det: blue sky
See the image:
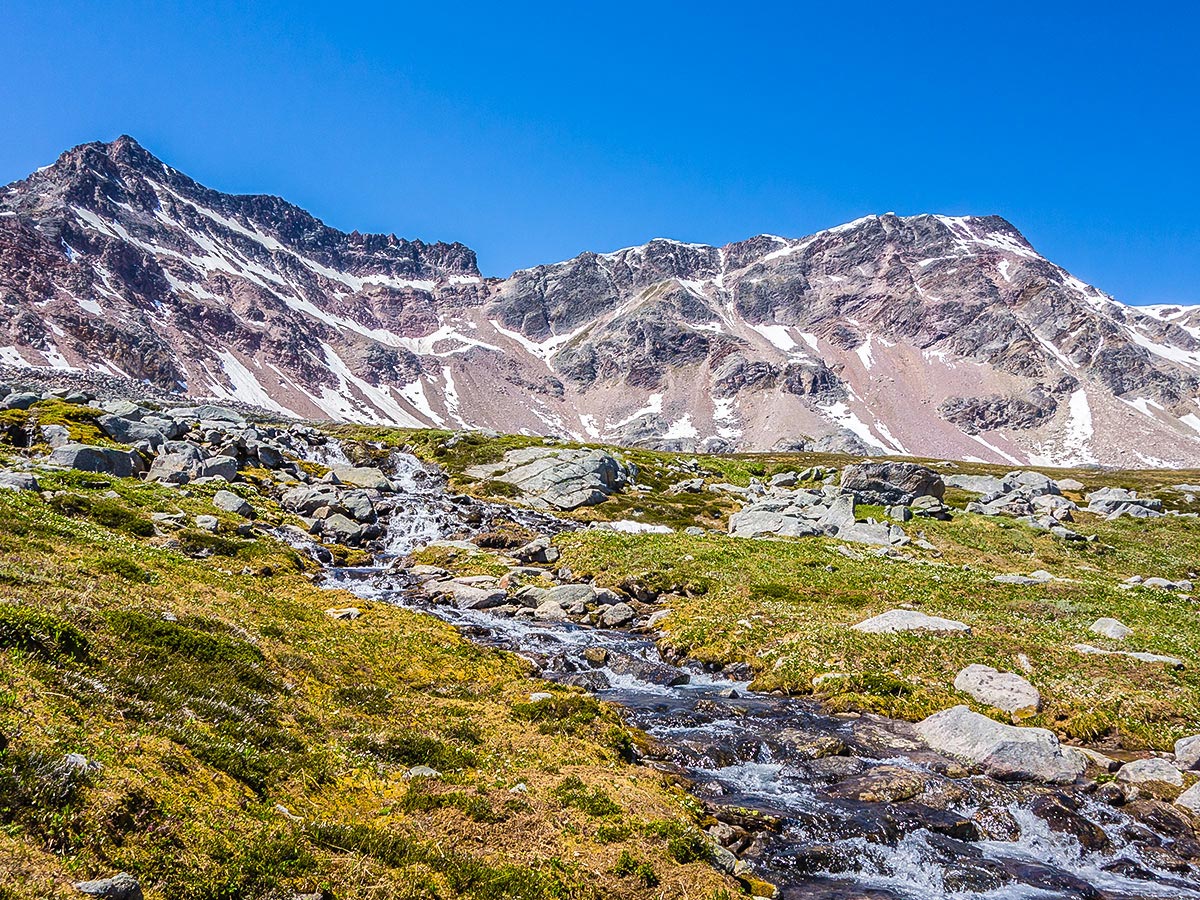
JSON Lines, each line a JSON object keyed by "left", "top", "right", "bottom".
{"left": 2, "top": 1, "right": 1196, "bottom": 304}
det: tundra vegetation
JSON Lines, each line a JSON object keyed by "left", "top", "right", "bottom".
{"left": 1, "top": 403, "right": 1199, "bottom": 898}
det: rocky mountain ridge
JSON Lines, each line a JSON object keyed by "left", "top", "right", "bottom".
{"left": 2, "top": 136, "right": 1199, "bottom": 466}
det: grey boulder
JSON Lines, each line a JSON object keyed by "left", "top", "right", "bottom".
{"left": 0, "top": 391, "right": 39, "bottom": 410}
{"left": 599, "top": 602, "right": 636, "bottom": 627}
{"left": 40, "top": 423, "right": 71, "bottom": 448}
{"left": 916, "top": 705, "right": 1086, "bottom": 783}
{"left": 1086, "top": 487, "right": 1164, "bottom": 520}
{"left": 434, "top": 581, "right": 507, "bottom": 610}
{"left": 321, "top": 513, "right": 364, "bottom": 545}
{"left": 953, "top": 664, "right": 1040, "bottom": 715}
{"left": 166, "top": 404, "right": 245, "bottom": 425}
{"left": 98, "top": 414, "right": 166, "bottom": 450}
{"left": 50, "top": 443, "right": 145, "bottom": 478}
{"left": 213, "top": 489, "right": 254, "bottom": 518}
{"left": 74, "top": 872, "right": 143, "bottom": 900}
{"left": 820, "top": 495, "right": 908, "bottom": 546}
{"left": 1174, "top": 734, "right": 1200, "bottom": 770}
{"left": 840, "top": 462, "right": 945, "bottom": 505}
{"left": 465, "top": 447, "right": 633, "bottom": 510}
{"left": 1071, "top": 643, "right": 1183, "bottom": 668}
{"left": 1115, "top": 757, "right": 1184, "bottom": 799}
{"left": 0, "top": 470, "right": 39, "bottom": 491}
{"left": 1090, "top": 617, "right": 1131, "bottom": 640}
{"left": 944, "top": 474, "right": 1005, "bottom": 495}
{"left": 729, "top": 491, "right": 826, "bottom": 538}
{"left": 329, "top": 465, "right": 392, "bottom": 491}
{"left": 852, "top": 609, "right": 971, "bottom": 635}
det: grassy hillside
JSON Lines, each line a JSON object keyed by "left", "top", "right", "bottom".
{"left": 5, "top": 410, "right": 1200, "bottom": 897}
{"left": 0, "top": 465, "right": 733, "bottom": 899}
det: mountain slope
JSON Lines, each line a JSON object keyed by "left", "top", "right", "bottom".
{"left": 2, "top": 136, "right": 1199, "bottom": 466}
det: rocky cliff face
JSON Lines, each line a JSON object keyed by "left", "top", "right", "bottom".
{"left": 2, "top": 136, "right": 1199, "bottom": 466}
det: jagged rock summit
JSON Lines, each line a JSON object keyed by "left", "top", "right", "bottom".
{"left": 2, "top": 136, "right": 1199, "bottom": 466}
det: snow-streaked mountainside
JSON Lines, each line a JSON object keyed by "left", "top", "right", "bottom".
{"left": 3, "top": 136, "right": 1200, "bottom": 466}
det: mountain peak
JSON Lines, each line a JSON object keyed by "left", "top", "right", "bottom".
{"left": 1, "top": 137, "right": 1198, "bottom": 467}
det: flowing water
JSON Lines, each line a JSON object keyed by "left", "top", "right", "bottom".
{"left": 316, "top": 447, "right": 1200, "bottom": 900}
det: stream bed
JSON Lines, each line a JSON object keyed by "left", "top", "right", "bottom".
{"left": 316, "top": 450, "right": 1200, "bottom": 900}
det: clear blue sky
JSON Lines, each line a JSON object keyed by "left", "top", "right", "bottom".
{"left": 2, "top": 1, "right": 1196, "bottom": 304}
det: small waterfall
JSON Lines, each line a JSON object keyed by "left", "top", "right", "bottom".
{"left": 378, "top": 450, "right": 460, "bottom": 556}
{"left": 302, "top": 435, "right": 353, "bottom": 467}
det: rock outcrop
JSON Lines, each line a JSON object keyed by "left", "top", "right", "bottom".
{"left": 465, "top": 447, "right": 634, "bottom": 510}
{"left": 3, "top": 136, "right": 1200, "bottom": 466}
{"left": 916, "top": 706, "right": 1086, "bottom": 783}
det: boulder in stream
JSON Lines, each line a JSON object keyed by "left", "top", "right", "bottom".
{"left": 1116, "top": 757, "right": 1185, "bottom": 800}
{"left": 915, "top": 705, "right": 1086, "bottom": 783}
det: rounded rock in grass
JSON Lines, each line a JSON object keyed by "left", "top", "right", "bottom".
{"left": 212, "top": 489, "right": 254, "bottom": 518}
{"left": 73, "top": 872, "right": 143, "bottom": 900}
{"left": 403, "top": 764, "right": 440, "bottom": 779}
{"left": 852, "top": 609, "right": 971, "bottom": 635}
{"left": 0, "top": 470, "right": 39, "bottom": 491}
{"left": 953, "top": 664, "right": 1041, "bottom": 717}
{"left": 1089, "top": 617, "right": 1132, "bottom": 640}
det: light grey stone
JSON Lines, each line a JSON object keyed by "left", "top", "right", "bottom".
{"left": 545, "top": 583, "right": 597, "bottom": 606}
{"left": 916, "top": 705, "right": 1086, "bottom": 783}
{"left": 944, "top": 474, "right": 1005, "bottom": 495}
{"left": 195, "top": 455, "right": 238, "bottom": 482}
{"left": 466, "top": 447, "right": 633, "bottom": 510}
{"left": 599, "top": 602, "right": 636, "bottom": 627}
{"left": 1116, "top": 757, "right": 1184, "bottom": 798}
{"left": 0, "top": 392, "right": 38, "bottom": 411}
{"left": 39, "top": 423, "right": 71, "bottom": 448}
{"left": 1071, "top": 643, "right": 1183, "bottom": 668}
{"left": 405, "top": 765, "right": 440, "bottom": 779}
{"left": 534, "top": 600, "right": 568, "bottom": 621}
{"left": 329, "top": 465, "right": 392, "bottom": 491}
{"left": 953, "top": 664, "right": 1041, "bottom": 714}
{"left": 98, "top": 414, "right": 166, "bottom": 450}
{"left": 852, "top": 609, "right": 971, "bottom": 635}
{"left": 993, "top": 573, "right": 1050, "bottom": 586}
{"left": 1176, "top": 782, "right": 1200, "bottom": 814}
{"left": 840, "top": 461, "right": 945, "bottom": 505}
{"left": 166, "top": 404, "right": 245, "bottom": 425}
{"left": 1001, "top": 470, "right": 1061, "bottom": 497}
{"left": 213, "top": 489, "right": 254, "bottom": 518}
{"left": 50, "top": 443, "right": 145, "bottom": 478}
{"left": 73, "top": 873, "right": 143, "bottom": 900}
{"left": 321, "top": 513, "right": 364, "bottom": 545}
{"left": 1174, "top": 734, "right": 1200, "bottom": 770}
{"left": 0, "top": 470, "right": 39, "bottom": 491}
{"left": 1090, "top": 617, "right": 1132, "bottom": 640}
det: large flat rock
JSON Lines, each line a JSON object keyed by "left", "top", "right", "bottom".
{"left": 852, "top": 609, "right": 970, "bottom": 635}
{"left": 466, "top": 447, "right": 633, "bottom": 510}
{"left": 916, "top": 705, "right": 1086, "bottom": 783}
